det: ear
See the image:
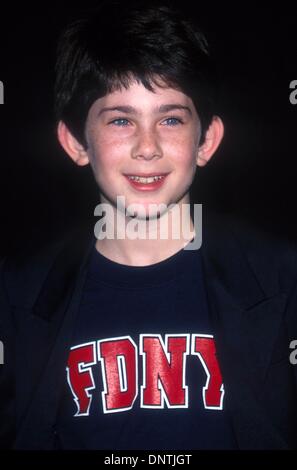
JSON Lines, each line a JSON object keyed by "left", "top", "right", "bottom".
{"left": 57, "top": 121, "right": 89, "bottom": 166}
{"left": 196, "top": 116, "right": 224, "bottom": 167}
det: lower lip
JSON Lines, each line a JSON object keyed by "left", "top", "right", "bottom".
{"left": 124, "top": 175, "right": 168, "bottom": 191}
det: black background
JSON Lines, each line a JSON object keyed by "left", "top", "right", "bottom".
{"left": 0, "top": 1, "right": 296, "bottom": 256}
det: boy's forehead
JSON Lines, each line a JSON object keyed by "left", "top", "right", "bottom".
{"left": 91, "top": 80, "right": 194, "bottom": 113}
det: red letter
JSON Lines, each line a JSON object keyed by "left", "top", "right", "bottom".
{"left": 192, "top": 334, "right": 224, "bottom": 409}
{"left": 141, "top": 334, "right": 189, "bottom": 408}
{"left": 67, "top": 342, "right": 96, "bottom": 416}
{"left": 98, "top": 337, "right": 137, "bottom": 413}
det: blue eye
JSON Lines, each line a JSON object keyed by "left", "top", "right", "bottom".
{"left": 163, "top": 117, "right": 183, "bottom": 126}
{"left": 110, "top": 118, "right": 130, "bottom": 126}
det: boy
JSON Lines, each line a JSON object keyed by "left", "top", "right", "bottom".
{"left": 1, "top": 0, "right": 297, "bottom": 450}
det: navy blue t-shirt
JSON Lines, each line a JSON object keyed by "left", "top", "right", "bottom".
{"left": 57, "top": 243, "right": 237, "bottom": 449}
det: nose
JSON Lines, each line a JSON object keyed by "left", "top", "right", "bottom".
{"left": 131, "top": 127, "right": 163, "bottom": 161}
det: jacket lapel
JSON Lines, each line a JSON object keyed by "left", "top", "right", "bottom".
{"left": 14, "top": 229, "right": 95, "bottom": 449}
{"left": 201, "top": 216, "right": 288, "bottom": 448}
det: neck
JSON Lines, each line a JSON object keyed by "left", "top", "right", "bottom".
{"left": 95, "top": 202, "right": 196, "bottom": 266}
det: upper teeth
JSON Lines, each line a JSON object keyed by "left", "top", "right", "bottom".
{"left": 128, "top": 175, "right": 164, "bottom": 183}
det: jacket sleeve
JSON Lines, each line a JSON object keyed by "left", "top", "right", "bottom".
{"left": 0, "top": 257, "right": 16, "bottom": 449}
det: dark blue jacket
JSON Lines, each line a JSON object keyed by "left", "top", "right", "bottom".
{"left": 1, "top": 213, "right": 297, "bottom": 449}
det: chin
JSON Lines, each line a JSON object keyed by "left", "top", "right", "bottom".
{"left": 125, "top": 205, "right": 164, "bottom": 221}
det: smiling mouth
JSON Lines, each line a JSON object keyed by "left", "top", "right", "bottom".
{"left": 124, "top": 173, "right": 169, "bottom": 184}
{"left": 123, "top": 173, "right": 169, "bottom": 190}
{"left": 128, "top": 175, "right": 164, "bottom": 183}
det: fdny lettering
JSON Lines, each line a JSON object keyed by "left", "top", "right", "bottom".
{"left": 140, "top": 334, "right": 189, "bottom": 408}
{"left": 67, "top": 334, "right": 224, "bottom": 415}
{"left": 98, "top": 337, "right": 138, "bottom": 413}
{"left": 67, "top": 342, "right": 96, "bottom": 416}
{"left": 192, "top": 334, "right": 224, "bottom": 410}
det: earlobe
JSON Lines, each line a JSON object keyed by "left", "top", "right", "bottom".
{"left": 196, "top": 116, "right": 224, "bottom": 167}
{"left": 57, "top": 121, "right": 89, "bottom": 166}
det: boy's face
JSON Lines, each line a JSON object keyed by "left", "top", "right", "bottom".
{"left": 84, "top": 80, "right": 201, "bottom": 219}
{"left": 59, "top": 79, "right": 224, "bottom": 220}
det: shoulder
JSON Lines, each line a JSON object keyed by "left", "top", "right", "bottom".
{"left": 203, "top": 210, "right": 297, "bottom": 294}
{"left": 1, "top": 225, "right": 94, "bottom": 310}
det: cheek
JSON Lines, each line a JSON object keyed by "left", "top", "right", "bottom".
{"left": 87, "top": 132, "right": 128, "bottom": 172}
{"left": 167, "top": 136, "right": 198, "bottom": 170}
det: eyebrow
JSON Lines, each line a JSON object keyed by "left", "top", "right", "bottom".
{"left": 97, "top": 104, "right": 192, "bottom": 117}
